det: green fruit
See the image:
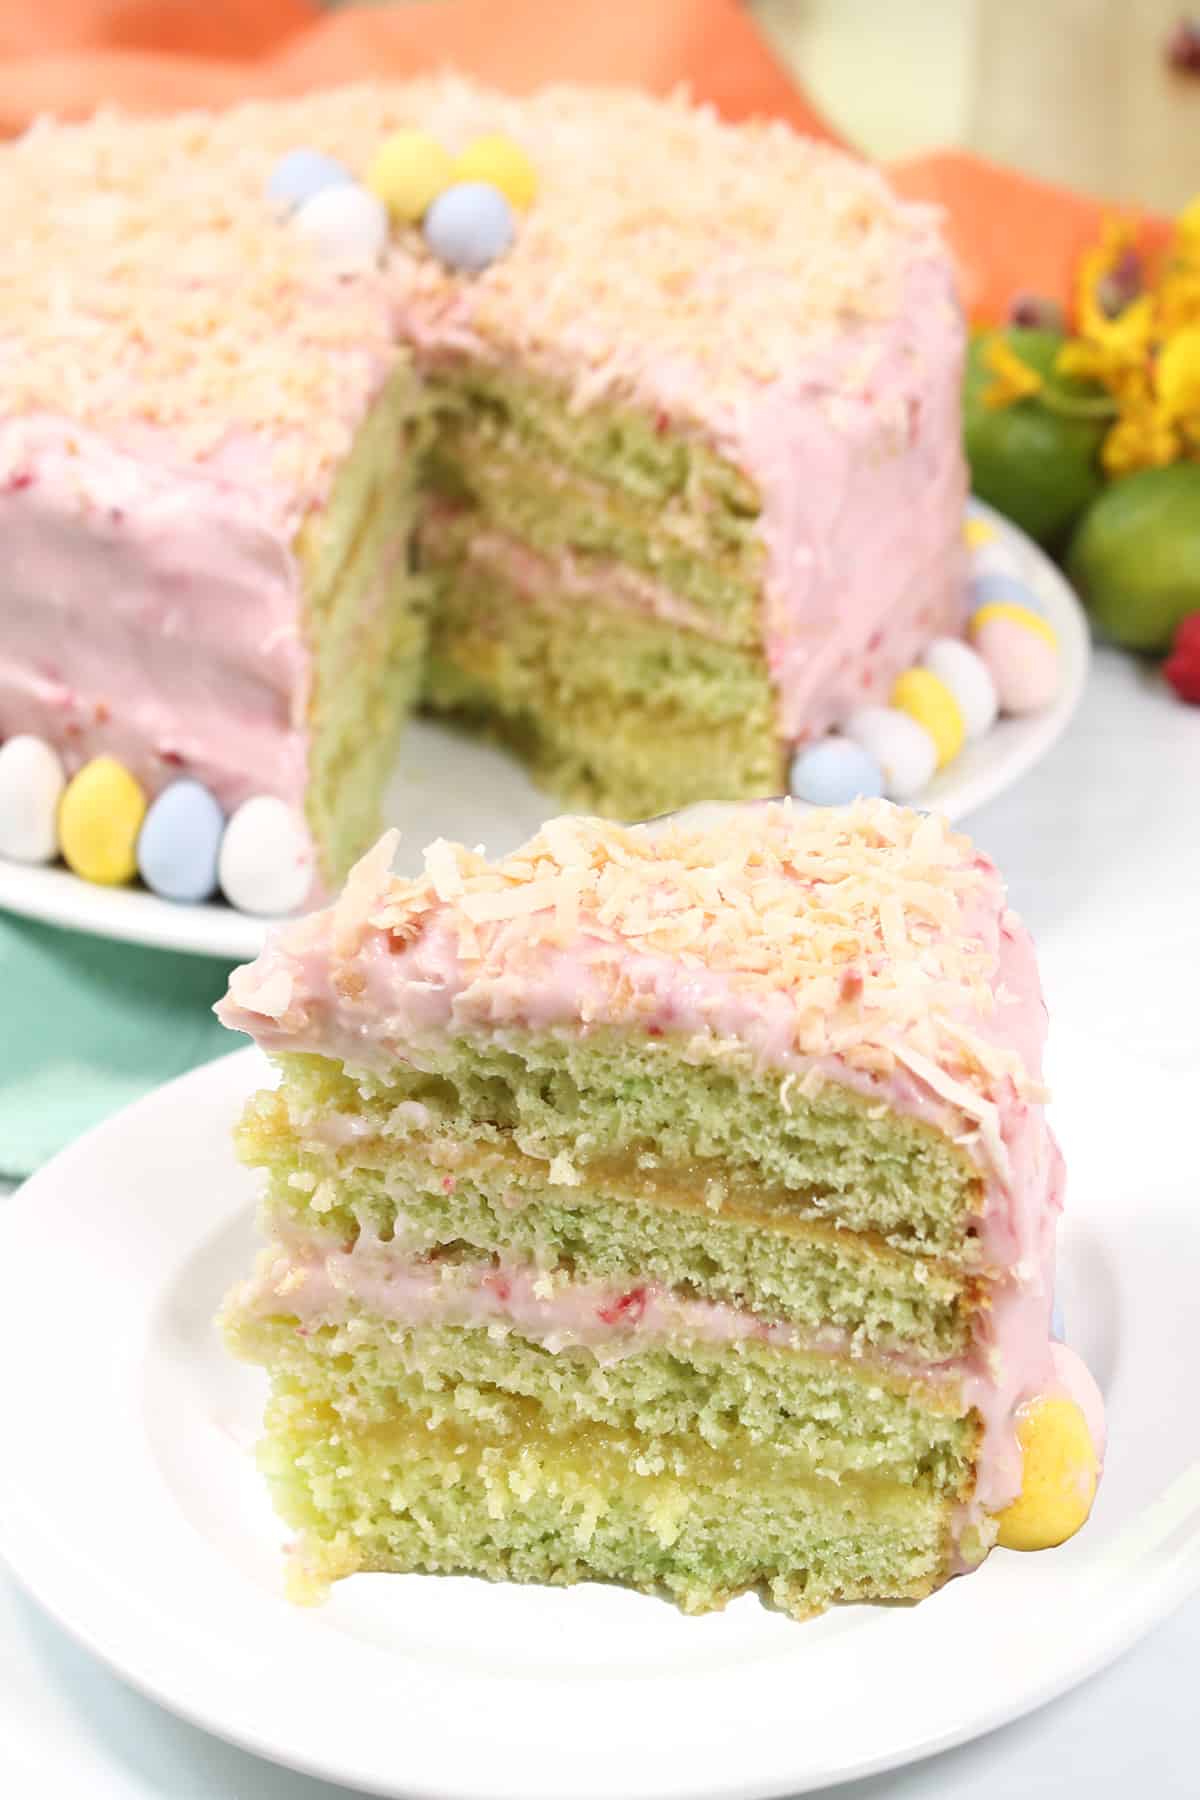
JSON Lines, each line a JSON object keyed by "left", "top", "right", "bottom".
{"left": 963, "top": 329, "right": 1108, "bottom": 550}
{"left": 1067, "top": 462, "right": 1200, "bottom": 653}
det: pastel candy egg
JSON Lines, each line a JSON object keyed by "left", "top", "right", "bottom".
{"left": 454, "top": 134, "right": 537, "bottom": 211}
{"left": 366, "top": 129, "right": 454, "bottom": 224}
{"left": 970, "top": 570, "right": 1048, "bottom": 617}
{"left": 137, "top": 780, "right": 224, "bottom": 904}
{"left": 219, "top": 795, "right": 314, "bottom": 917}
{"left": 58, "top": 756, "right": 146, "bottom": 885}
{"left": 423, "top": 182, "right": 515, "bottom": 273}
{"left": 293, "top": 183, "right": 389, "bottom": 273}
{"left": 996, "top": 1395, "right": 1099, "bottom": 1551}
{"left": 1051, "top": 1294, "right": 1065, "bottom": 1341}
{"left": 963, "top": 513, "right": 998, "bottom": 551}
{"left": 789, "top": 736, "right": 884, "bottom": 806}
{"left": 267, "top": 148, "right": 355, "bottom": 217}
{"left": 0, "top": 734, "right": 65, "bottom": 863}
{"left": 971, "top": 599, "right": 1057, "bottom": 648}
{"left": 970, "top": 606, "right": 1060, "bottom": 714}
{"left": 891, "top": 667, "right": 965, "bottom": 769}
{"left": 843, "top": 705, "right": 937, "bottom": 801}
{"left": 920, "top": 637, "right": 998, "bottom": 741}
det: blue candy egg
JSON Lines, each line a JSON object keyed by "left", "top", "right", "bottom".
{"left": 267, "top": 148, "right": 355, "bottom": 217}
{"left": 422, "top": 181, "right": 515, "bottom": 272}
{"left": 969, "top": 570, "right": 1047, "bottom": 617}
{"left": 789, "top": 736, "right": 885, "bottom": 807}
{"left": 137, "top": 779, "right": 224, "bottom": 904}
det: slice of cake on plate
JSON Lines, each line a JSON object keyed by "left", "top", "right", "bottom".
{"left": 217, "top": 800, "right": 1103, "bottom": 1616}
{"left": 0, "top": 81, "right": 965, "bottom": 892}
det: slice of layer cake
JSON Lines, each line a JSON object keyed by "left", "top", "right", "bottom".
{"left": 0, "top": 81, "right": 965, "bottom": 889}
{"left": 217, "top": 801, "right": 1102, "bottom": 1616}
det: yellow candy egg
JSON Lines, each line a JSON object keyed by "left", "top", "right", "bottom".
{"left": 366, "top": 129, "right": 454, "bottom": 224}
{"left": 58, "top": 756, "right": 147, "bottom": 886}
{"left": 454, "top": 134, "right": 537, "bottom": 211}
{"left": 996, "top": 1396, "right": 1099, "bottom": 1551}
{"left": 964, "top": 516, "right": 998, "bottom": 549}
{"left": 969, "top": 600, "right": 1058, "bottom": 650}
{"left": 890, "top": 668, "right": 965, "bottom": 769}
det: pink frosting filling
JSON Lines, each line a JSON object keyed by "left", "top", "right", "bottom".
{"left": 239, "top": 1221, "right": 1069, "bottom": 1523}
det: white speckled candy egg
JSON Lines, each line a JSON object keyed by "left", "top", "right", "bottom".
{"left": 843, "top": 706, "right": 937, "bottom": 801}
{"left": 789, "top": 737, "right": 884, "bottom": 806}
{"left": 423, "top": 181, "right": 515, "bottom": 272}
{"left": 293, "top": 183, "right": 389, "bottom": 273}
{"left": 0, "top": 735, "right": 65, "bottom": 863}
{"left": 920, "top": 638, "right": 998, "bottom": 741}
{"left": 137, "top": 780, "right": 224, "bottom": 904}
{"left": 218, "top": 796, "right": 314, "bottom": 916}
{"left": 267, "top": 148, "right": 355, "bottom": 217}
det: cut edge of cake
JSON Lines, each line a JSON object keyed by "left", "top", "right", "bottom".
{"left": 216, "top": 799, "right": 1105, "bottom": 1616}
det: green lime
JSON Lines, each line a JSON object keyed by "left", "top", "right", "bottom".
{"left": 1067, "top": 462, "right": 1200, "bottom": 653}
{"left": 963, "top": 329, "right": 1108, "bottom": 550}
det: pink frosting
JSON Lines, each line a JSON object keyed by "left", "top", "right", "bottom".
{"left": 0, "top": 415, "right": 311, "bottom": 815}
{"left": 418, "top": 506, "right": 726, "bottom": 641}
{"left": 0, "top": 87, "right": 967, "bottom": 812}
{"left": 727, "top": 260, "right": 968, "bottom": 741}
{"left": 237, "top": 1226, "right": 1060, "bottom": 1520}
{"left": 403, "top": 253, "right": 967, "bottom": 746}
{"left": 0, "top": 286, "right": 964, "bottom": 807}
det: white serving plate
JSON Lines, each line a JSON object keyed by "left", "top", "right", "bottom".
{"left": 0, "top": 1030, "right": 1195, "bottom": 1800}
{"left": 0, "top": 505, "right": 1089, "bottom": 962}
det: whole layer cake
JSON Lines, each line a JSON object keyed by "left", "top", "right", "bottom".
{"left": 0, "top": 81, "right": 965, "bottom": 887}
{"left": 218, "top": 800, "right": 1103, "bottom": 1615}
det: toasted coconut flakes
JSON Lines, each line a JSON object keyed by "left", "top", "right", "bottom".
{"left": 245, "top": 801, "right": 1043, "bottom": 1173}
{"left": 424, "top": 839, "right": 466, "bottom": 902}
{"left": 1, "top": 78, "right": 940, "bottom": 517}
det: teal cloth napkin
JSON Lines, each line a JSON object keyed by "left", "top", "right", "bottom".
{"left": 0, "top": 908, "right": 238, "bottom": 1181}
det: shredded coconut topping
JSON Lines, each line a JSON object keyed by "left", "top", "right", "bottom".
{"left": 1, "top": 79, "right": 942, "bottom": 512}
{"left": 354, "top": 799, "right": 1040, "bottom": 1107}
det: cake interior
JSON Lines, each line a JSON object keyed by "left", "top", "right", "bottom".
{"left": 297, "top": 361, "right": 433, "bottom": 881}
{"left": 224, "top": 1029, "right": 988, "bottom": 1616}
{"left": 416, "top": 365, "right": 783, "bottom": 823}
{"left": 298, "top": 360, "right": 786, "bottom": 884}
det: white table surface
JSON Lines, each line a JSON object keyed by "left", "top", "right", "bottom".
{"left": 2, "top": 642, "right": 1198, "bottom": 1798}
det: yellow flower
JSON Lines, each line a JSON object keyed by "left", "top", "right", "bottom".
{"left": 1074, "top": 217, "right": 1139, "bottom": 340}
{"left": 1155, "top": 266, "right": 1200, "bottom": 334}
{"left": 980, "top": 335, "right": 1044, "bottom": 410}
{"left": 1176, "top": 195, "right": 1200, "bottom": 255}
{"left": 1101, "top": 406, "right": 1180, "bottom": 476}
{"left": 1157, "top": 325, "right": 1200, "bottom": 420}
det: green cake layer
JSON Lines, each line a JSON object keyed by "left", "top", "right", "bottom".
{"left": 412, "top": 362, "right": 782, "bottom": 819}
{"left": 422, "top": 568, "right": 783, "bottom": 818}
{"left": 420, "top": 362, "right": 764, "bottom": 615}
{"left": 257, "top": 1387, "right": 953, "bottom": 1616}
{"left": 243, "top": 1090, "right": 970, "bottom": 1358}
{"left": 301, "top": 361, "right": 791, "bottom": 866}
{"left": 254, "top": 1034, "right": 984, "bottom": 1263}
{"left": 228, "top": 1313, "right": 975, "bottom": 1488}
{"left": 297, "top": 361, "right": 433, "bottom": 881}
{"left": 226, "top": 1018, "right": 984, "bottom": 1615}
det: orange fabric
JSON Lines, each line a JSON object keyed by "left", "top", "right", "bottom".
{"left": 0, "top": 0, "right": 1170, "bottom": 321}
{"left": 890, "top": 150, "right": 1173, "bottom": 324}
{"left": 0, "top": 0, "right": 839, "bottom": 140}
